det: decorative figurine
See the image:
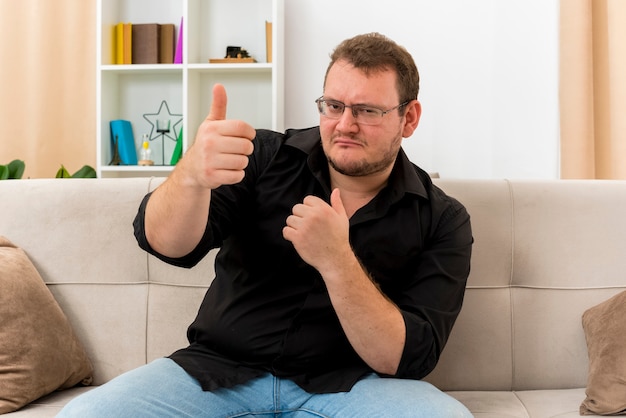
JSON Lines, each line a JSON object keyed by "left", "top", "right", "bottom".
{"left": 138, "top": 134, "right": 154, "bottom": 166}
{"left": 225, "top": 46, "right": 251, "bottom": 59}
{"left": 109, "top": 135, "right": 122, "bottom": 165}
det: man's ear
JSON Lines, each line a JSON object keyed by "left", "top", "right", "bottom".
{"left": 402, "top": 100, "right": 422, "bottom": 138}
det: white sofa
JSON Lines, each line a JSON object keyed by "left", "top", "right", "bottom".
{"left": 1, "top": 177, "right": 625, "bottom": 417}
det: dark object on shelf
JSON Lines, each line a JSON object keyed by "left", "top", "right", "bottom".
{"left": 209, "top": 46, "right": 256, "bottom": 64}
{"left": 225, "top": 46, "right": 250, "bottom": 59}
{"left": 109, "top": 136, "right": 122, "bottom": 166}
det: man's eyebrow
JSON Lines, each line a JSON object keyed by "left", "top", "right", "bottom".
{"left": 323, "top": 97, "right": 383, "bottom": 108}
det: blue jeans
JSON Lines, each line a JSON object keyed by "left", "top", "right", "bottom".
{"left": 58, "top": 358, "right": 471, "bottom": 418}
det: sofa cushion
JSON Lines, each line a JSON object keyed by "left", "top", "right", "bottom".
{"left": 450, "top": 388, "right": 588, "bottom": 417}
{"left": 580, "top": 290, "right": 626, "bottom": 415}
{"left": 0, "top": 236, "right": 93, "bottom": 414}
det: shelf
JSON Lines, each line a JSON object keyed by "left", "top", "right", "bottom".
{"left": 96, "top": 0, "right": 284, "bottom": 178}
{"left": 99, "top": 165, "right": 174, "bottom": 179}
{"left": 100, "top": 165, "right": 174, "bottom": 172}
{"left": 187, "top": 63, "right": 273, "bottom": 73}
{"left": 101, "top": 64, "right": 272, "bottom": 75}
{"left": 101, "top": 64, "right": 183, "bottom": 74}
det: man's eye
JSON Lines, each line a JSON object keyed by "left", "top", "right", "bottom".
{"left": 356, "top": 107, "right": 379, "bottom": 116}
{"left": 327, "top": 102, "right": 343, "bottom": 111}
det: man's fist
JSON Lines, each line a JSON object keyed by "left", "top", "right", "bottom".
{"left": 182, "top": 83, "right": 256, "bottom": 190}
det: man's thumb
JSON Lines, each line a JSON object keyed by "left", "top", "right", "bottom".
{"left": 206, "top": 83, "right": 227, "bottom": 121}
{"left": 330, "top": 188, "right": 347, "bottom": 217}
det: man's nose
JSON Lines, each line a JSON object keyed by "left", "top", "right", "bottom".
{"left": 336, "top": 107, "right": 359, "bottom": 129}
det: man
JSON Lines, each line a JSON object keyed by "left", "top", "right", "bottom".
{"left": 59, "top": 32, "right": 473, "bottom": 417}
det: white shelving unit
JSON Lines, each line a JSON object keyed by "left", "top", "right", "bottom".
{"left": 96, "top": 0, "right": 284, "bottom": 178}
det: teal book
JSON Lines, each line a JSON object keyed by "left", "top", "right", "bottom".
{"left": 110, "top": 120, "right": 138, "bottom": 165}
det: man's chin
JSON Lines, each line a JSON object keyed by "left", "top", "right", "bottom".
{"left": 328, "top": 157, "right": 372, "bottom": 177}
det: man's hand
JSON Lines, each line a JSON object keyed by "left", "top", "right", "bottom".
{"left": 283, "top": 189, "right": 352, "bottom": 274}
{"left": 144, "top": 84, "right": 256, "bottom": 258}
{"left": 181, "top": 83, "right": 257, "bottom": 190}
{"left": 283, "top": 189, "right": 406, "bottom": 375}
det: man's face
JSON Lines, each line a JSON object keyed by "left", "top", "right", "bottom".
{"left": 319, "top": 60, "right": 412, "bottom": 178}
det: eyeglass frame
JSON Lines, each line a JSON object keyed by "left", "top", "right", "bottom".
{"left": 315, "top": 96, "right": 411, "bottom": 125}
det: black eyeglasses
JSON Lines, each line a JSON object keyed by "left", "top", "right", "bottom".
{"left": 315, "top": 97, "right": 410, "bottom": 126}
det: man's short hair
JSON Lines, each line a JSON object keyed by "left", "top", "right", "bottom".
{"left": 324, "top": 32, "right": 420, "bottom": 108}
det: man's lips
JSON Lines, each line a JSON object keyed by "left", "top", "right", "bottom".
{"left": 332, "top": 137, "right": 364, "bottom": 147}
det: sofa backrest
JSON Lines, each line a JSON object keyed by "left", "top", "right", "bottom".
{"left": 1, "top": 178, "right": 625, "bottom": 390}
{"left": 426, "top": 179, "right": 626, "bottom": 391}
{"left": 0, "top": 177, "right": 194, "bottom": 385}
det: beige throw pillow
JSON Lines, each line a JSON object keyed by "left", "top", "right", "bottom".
{"left": 580, "top": 290, "right": 626, "bottom": 415}
{"left": 0, "top": 236, "right": 93, "bottom": 414}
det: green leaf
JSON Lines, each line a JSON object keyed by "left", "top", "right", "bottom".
{"left": 0, "top": 160, "right": 25, "bottom": 179}
{"left": 71, "top": 165, "right": 97, "bottom": 178}
{"left": 7, "top": 159, "right": 25, "bottom": 179}
{"left": 56, "top": 165, "right": 71, "bottom": 178}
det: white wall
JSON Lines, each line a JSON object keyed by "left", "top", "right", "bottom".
{"left": 284, "top": 0, "right": 560, "bottom": 179}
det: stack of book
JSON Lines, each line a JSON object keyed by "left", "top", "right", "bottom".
{"left": 115, "top": 21, "right": 182, "bottom": 64}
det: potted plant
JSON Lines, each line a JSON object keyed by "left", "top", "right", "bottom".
{"left": 0, "top": 160, "right": 96, "bottom": 179}
{"left": 0, "top": 160, "right": 25, "bottom": 179}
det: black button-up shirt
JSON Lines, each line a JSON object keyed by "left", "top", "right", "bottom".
{"left": 133, "top": 127, "right": 472, "bottom": 394}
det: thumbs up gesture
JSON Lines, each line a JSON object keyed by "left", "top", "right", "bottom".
{"left": 283, "top": 189, "right": 352, "bottom": 274}
{"left": 182, "top": 83, "right": 257, "bottom": 190}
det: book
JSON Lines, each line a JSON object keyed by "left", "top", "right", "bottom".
{"left": 265, "top": 21, "right": 272, "bottom": 63}
{"left": 115, "top": 22, "right": 132, "bottom": 64}
{"left": 115, "top": 23, "right": 123, "bottom": 64}
{"left": 132, "top": 24, "right": 159, "bottom": 64}
{"left": 170, "top": 127, "right": 183, "bottom": 165}
{"left": 159, "top": 24, "right": 175, "bottom": 64}
{"left": 174, "top": 17, "right": 183, "bottom": 64}
{"left": 109, "top": 120, "right": 137, "bottom": 165}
